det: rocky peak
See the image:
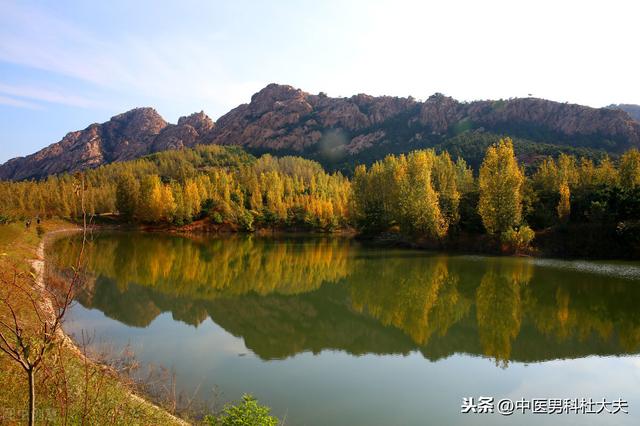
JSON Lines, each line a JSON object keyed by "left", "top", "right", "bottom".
{"left": 418, "top": 93, "right": 464, "bottom": 131}
{"left": 248, "top": 83, "right": 311, "bottom": 117}
{"left": 250, "top": 83, "right": 304, "bottom": 104}
{"left": 0, "top": 107, "right": 171, "bottom": 180}
{"left": 177, "top": 111, "right": 215, "bottom": 134}
{"left": 107, "top": 107, "right": 168, "bottom": 137}
{"left": 152, "top": 111, "right": 215, "bottom": 152}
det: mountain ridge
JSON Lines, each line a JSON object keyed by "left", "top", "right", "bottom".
{"left": 2, "top": 83, "right": 640, "bottom": 180}
{"left": 608, "top": 104, "right": 640, "bottom": 122}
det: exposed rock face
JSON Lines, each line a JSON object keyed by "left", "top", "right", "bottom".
{"left": 0, "top": 108, "right": 213, "bottom": 180}
{"left": 465, "top": 98, "right": 640, "bottom": 145}
{"left": 206, "top": 86, "right": 640, "bottom": 165}
{"left": 152, "top": 111, "right": 215, "bottom": 152}
{"left": 208, "top": 84, "right": 418, "bottom": 153}
{"left": 608, "top": 104, "right": 640, "bottom": 122}
{"left": 2, "top": 83, "right": 640, "bottom": 180}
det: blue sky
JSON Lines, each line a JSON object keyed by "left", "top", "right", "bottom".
{"left": 1, "top": 0, "right": 639, "bottom": 163}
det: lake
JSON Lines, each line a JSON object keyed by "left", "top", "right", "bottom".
{"left": 49, "top": 232, "right": 640, "bottom": 425}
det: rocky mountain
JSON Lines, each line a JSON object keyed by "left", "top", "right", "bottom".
{"left": 2, "top": 83, "right": 640, "bottom": 180}
{"left": 0, "top": 108, "right": 214, "bottom": 180}
{"left": 608, "top": 104, "right": 640, "bottom": 122}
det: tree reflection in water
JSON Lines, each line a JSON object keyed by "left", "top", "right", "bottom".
{"left": 50, "top": 232, "right": 640, "bottom": 364}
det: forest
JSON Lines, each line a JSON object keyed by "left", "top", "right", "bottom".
{"left": 0, "top": 145, "right": 350, "bottom": 232}
{"left": 1, "top": 140, "right": 640, "bottom": 257}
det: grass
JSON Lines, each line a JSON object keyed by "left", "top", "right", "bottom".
{"left": 0, "top": 220, "right": 186, "bottom": 425}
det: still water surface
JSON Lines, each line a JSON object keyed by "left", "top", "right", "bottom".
{"left": 50, "top": 232, "right": 640, "bottom": 425}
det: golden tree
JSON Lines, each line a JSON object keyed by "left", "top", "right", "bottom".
{"left": 557, "top": 182, "right": 571, "bottom": 222}
{"left": 620, "top": 148, "right": 640, "bottom": 189}
{"left": 399, "top": 151, "right": 447, "bottom": 238}
{"left": 478, "top": 138, "right": 524, "bottom": 235}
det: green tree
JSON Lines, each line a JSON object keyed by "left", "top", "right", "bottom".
{"left": 115, "top": 172, "right": 139, "bottom": 221}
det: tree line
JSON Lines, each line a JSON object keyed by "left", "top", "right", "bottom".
{"left": 351, "top": 139, "right": 640, "bottom": 254}
{"left": 0, "top": 145, "right": 350, "bottom": 231}
{"left": 2, "top": 141, "right": 640, "bottom": 254}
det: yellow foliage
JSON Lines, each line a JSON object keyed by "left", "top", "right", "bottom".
{"left": 478, "top": 138, "right": 524, "bottom": 235}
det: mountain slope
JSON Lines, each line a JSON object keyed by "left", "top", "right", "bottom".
{"left": 608, "top": 104, "right": 640, "bottom": 122}
{"left": 2, "top": 84, "right": 640, "bottom": 180}
{"left": 0, "top": 108, "right": 214, "bottom": 180}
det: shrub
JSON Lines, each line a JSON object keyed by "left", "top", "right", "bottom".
{"left": 201, "top": 198, "right": 216, "bottom": 218}
{"left": 211, "top": 212, "right": 223, "bottom": 224}
{"left": 204, "top": 394, "right": 278, "bottom": 426}
{"left": 237, "top": 210, "right": 255, "bottom": 232}
{"left": 501, "top": 225, "right": 535, "bottom": 254}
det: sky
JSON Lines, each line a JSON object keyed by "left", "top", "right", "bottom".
{"left": 1, "top": 0, "right": 639, "bottom": 163}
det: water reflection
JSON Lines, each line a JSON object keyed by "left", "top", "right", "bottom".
{"left": 50, "top": 232, "right": 640, "bottom": 365}
{"left": 475, "top": 259, "right": 531, "bottom": 366}
{"left": 348, "top": 255, "right": 469, "bottom": 347}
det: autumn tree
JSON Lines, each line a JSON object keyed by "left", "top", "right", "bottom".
{"left": 454, "top": 157, "right": 475, "bottom": 194}
{"left": 557, "top": 183, "right": 571, "bottom": 222}
{"left": 352, "top": 151, "right": 446, "bottom": 237}
{"left": 399, "top": 151, "right": 446, "bottom": 238}
{"left": 619, "top": 149, "right": 640, "bottom": 190}
{"left": 137, "top": 175, "right": 165, "bottom": 223}
{"left": 432, "top": 152, "right": 461, "bottom": 229}
{"left": 478, "top": 138, "right": 525, "bottom": 235}
{"left": 594, "top": 156, "right": 619, "bottom": 186}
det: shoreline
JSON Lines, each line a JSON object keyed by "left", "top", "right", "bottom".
{"left": 34, "top": 225, "right": 189, "bottom": 425}
{"left": 73, "top": 220, "right": 640, "bottom": 261}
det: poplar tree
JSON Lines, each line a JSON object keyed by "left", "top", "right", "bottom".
{"left": 432, "top": 151, "right": 461, "bottom": 229}
{"left": 557, "top": 183, "right": 571, "bottom": 222}
{"left": 399, "top": 151, "right": 446, "bottom": 238}
{"left": 138, "top": 175, "right": 164, "bottom": 222}
{"left": 620, "top": 149, "right": 640, "bottom": 189}
{"left": 478, "top": 138, "right": 524, "bottom": 235}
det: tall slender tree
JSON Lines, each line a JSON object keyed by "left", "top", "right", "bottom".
{"left": 478, "top": 138, "right": 524, "bottom": 235}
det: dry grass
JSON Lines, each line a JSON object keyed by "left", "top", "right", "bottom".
{"left": 0, "top": 220, "right": 187, "bottom": 425}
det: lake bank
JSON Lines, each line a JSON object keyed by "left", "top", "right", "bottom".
{"left": 78, "top": 213, "right": 640, "bottom": 260}
{"left": 0, "top": 221, "right": 187, "bottom": 425}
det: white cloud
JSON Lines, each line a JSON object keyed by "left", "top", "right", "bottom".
{"left": 0, "top": 0, "right": 638, "bottom": 114}
{"left": 0, "top": 83, "right": 102, "bottom": 108}
{"left": 0, "top": 1, "right": 246, "bottom": 114}
{"left": 0, "top": 94, "right": 42, "bottom": 110}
